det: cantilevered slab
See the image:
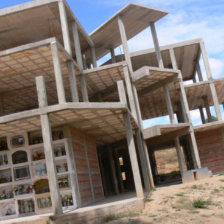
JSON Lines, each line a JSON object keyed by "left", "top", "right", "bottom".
{"left": 143, "top": 123, "right": 190, "bottom": 140}
{"left": 0, "top": 102, "right": 137, "bottom": 144}
{"left": 82, "top": 62, "right": 125, "bottom": 101}
{"left": 0, "top": 0, "right": 91, "bottom": 53}
{"left": 194, "top": 120, "right": 224, "bottom": 133}
{"left": 90, "top": 3, "right": 167, "bottom": 60}
{"left": 133, "top": 66, "right": 179, "bottom": 93}
{"left": 130, "top": 39, "right": 201, "bottom": 81}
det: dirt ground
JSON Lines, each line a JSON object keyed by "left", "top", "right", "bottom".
{"left": 103, "top": 174, "right": 224, "bottom": 224}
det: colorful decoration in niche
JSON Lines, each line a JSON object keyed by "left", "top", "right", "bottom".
{"left": 32, "top": 151, "right": 45, "bottom": 161}
{"left": 11, "top": 135, "right": 25, "bottom": 148}
{"left": 18, "top": 199, "right": 35, "bottom": 214}
{"left": 61, "top": 194, "right": 73, "bottom": 207}
{"left": 0, "top": 138, "right": 8, "bottom": 151}
{"left": 13, "top": 184, "right": 33, "bottom": 195}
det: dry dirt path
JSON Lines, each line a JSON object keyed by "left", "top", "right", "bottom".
{"left": 103, "top": 175, "right": 224, "bottom": 224}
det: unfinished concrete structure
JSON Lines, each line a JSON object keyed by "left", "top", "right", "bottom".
{"left": 0, "top": 0, "right": 223, "bottom": 222}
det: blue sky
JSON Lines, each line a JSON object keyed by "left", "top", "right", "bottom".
{"left": 1, "top": 0, "right": 224, "bottom": 127}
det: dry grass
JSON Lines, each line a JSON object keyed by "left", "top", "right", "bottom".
{"left": 104, "top": 175, "right": 224, "bottom": 224}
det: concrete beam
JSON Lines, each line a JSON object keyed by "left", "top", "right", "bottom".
{"left": 51, "top": 41, "right": 66, "bottom": 104}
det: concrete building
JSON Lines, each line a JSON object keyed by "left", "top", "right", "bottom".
{"left": 0, "top": 0, "right": 223, "bottom": 222}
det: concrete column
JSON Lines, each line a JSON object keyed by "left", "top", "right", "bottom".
{"left": 169, "top": 48, "right": 201, "bottom": 169}
{"left": 133, "top": 85, "right": 143, "bottom": 129}
{"left": 82, "top": 54, "right": 88, "bottom": 70}
{"left": 51, "top": 42, "right": 66, "bottom": 104}
{"left": 196, "top": 63, "right": 203, "bottom": 82}
{"left": 108, "top": 147, "right": 119, "bottom": 194}
{"left": 80, "top": 74, "right": 89, "bottom": 102}
{"left": 117, "top": 16, "right": 133, "bottom": 72}
{"left": 67, "top": 61, "right": 79, "bottom": 102}
{"left": 200, "top": 41, "right": 212, "bottom": 80}
{"left": 200, "top": 41, "right": 222, "bottom": 120}
{"left": 110, "top": 48, "right": 116, "bottom": 63}
{"left": 135, "top": 129, "right": 151, "bottom": 192}
{"left": 150, "top": 22, "right": 164, "bottom": 68}
{"left": 142, "top": 141, "right": 154, "bottom": 187}
{"left": 163, "top": 85, "right": 175, "bottom": 124}
{"left": 199, "top": 107, "right": 206, "bottom": 124}
{"left": 35, "top": 76, "right": 62, "bottom": 215}
{"left": 123, "top": 112, "right": 144, "bottom": 198}
{"left": 123, "top": 65, "right": 138, "bottom": 121}
{"left": 72, "top": 21, "right": 83, "bottom": 69}
{"left": 203, "top": 96, "right": 212, "bottom": 122}
{"left": 117, "top": 80, "right": 127, "bottom": 105}
{"left": 174, "top": 137, "right": 185, "bottom": 174}
{"left": 91, "top": 47, "right": 97, "bottom": 68}
{"left": 58, "top": 0, "right": 72, "bottom": 55}
{"left": 114, "top": 149, "right": 125, "bottom": 193}
{"left": 210, "top": 82, "right": 222, "bottom": 120}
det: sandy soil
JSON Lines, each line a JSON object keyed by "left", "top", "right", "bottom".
{"left": 104, "top": 175, "right": 224, "bottom": 224}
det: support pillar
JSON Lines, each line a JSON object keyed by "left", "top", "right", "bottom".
{"left": 117, "top": 16, "right": 133, "bottom": 72}
{"left": 174, "top": 137, "right": 185, "bottom": 174}
{"left": 200, "top": 41, "right": 222, "bottom": 120}
{"left": 196, "top": 63, "right": 203, "bottom": 82}
{"left": 169, "top": 48, "right": 201, "bottom": 169}
{"left": 150, "top": 22, "right": 164, "bottom": 68}
{"left": 203, "top": 96, "right": 212, "bottom": 122}
{"left": 91, "top": 47, "right": 97, "bottom": 68}
{"left": 110, "top": 48, "right": 116, "bottom": 63}
{"left": 123, "top": 112, "right": 144, "bottom": 198}
{"left": 114, "top": 149, "right": 125, "bottom": 193}
{"left": 51, "top": 42, "right": 66, "bottom": 104}
{"left": 58, "top": 0, "right": 72, "bottom": 55}
{"left": 199, "top": 107, "right": 206, "bottom": 124}
{"left": 108, "top": 147, "right": 119, "bottom": 194}
{"left": 35, "top": 76, "right": 62, "bottom": 215}
{"left": 72, "top": 21, "right": 83, "bottom": 69}
{"left": 163, "top": 85, "right": 175, "bottom": 124}
{"left": 123, "top": 65, "right": 138, "bottom": 121}
{"left": 67, "top": 61, "right": 79, "bottom": 102}
{"left": 135, "top": 129, "right": 151, "bottom": 192}
{"left": 210, "top": 82, "right": 222, "bottom": 120}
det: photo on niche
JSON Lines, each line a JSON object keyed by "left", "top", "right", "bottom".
{"left": 14, "top": 166, "right": 30, "bottom": 181}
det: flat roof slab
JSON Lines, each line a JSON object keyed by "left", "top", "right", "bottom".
{"left": 90, "top": 3, "right": 167, "bottom": 60}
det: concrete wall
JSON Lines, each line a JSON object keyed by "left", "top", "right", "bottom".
{"left": 196, "top": 128, "right": 224, "bottom": 174}
{"left": 70, "top": 127, "right": 104, "bottom": 205}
